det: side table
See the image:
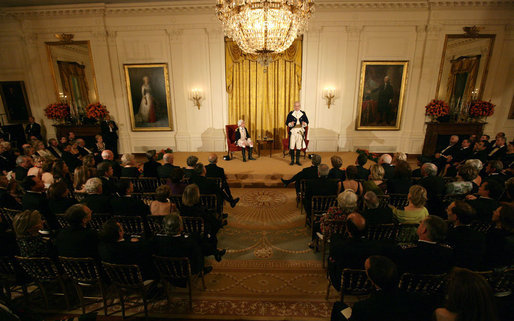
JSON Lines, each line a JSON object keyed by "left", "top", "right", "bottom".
{"left": 256, "top": 139, "right": 274, "bottom": 158}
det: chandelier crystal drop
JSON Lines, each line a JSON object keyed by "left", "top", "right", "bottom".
{"left": 216, "top": 0, "right": 315, "bottom": 55}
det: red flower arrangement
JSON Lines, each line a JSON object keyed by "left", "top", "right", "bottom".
{"left": 44, "top": 102, "right": 70, "bottom": 120}
{"left": 156, "top": 148, "right": 174, "bottom": 161}
{"left": 425, "top": 99, "right": 450, "bottom": 119}
{"left": 356, "top": 148, "right": 379, "bottom": 163}
{"left": 85, "top": 102, "right": 109, "bottom": 119}
{"left": 469, "top": 100, "right": 495, "bottom": 118}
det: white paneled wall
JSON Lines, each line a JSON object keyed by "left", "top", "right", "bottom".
{"left": 0, "top": 0, "right": 512, "bottom": 154}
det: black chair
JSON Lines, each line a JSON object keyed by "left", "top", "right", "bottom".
{"left": 316, "top": 219, "right": 347, "bottom": 268}
{"left": 327, "top": 268, "right": 373, "bottom": 301}
{"left": 101, "top": 261, "right": 155, "bottom": 319}
{"left": 182, "top": 217, "right": 205, "bottom": 238}
{"left": 59, "top": 256, "right": 110, "bottom": 315}
{"left": 147, "top": 216, "right": 165, "bottom": 236}
{"left": 309, "top": 195, "right": 337, "bottom": 228}
{"left": 470, "top": 221, "right": 492, "bottom": 234}
{"left": 0, "top": 208, "right": 21, "bottom": 230}
{"left": 15, "top": 256, "right": 72, "bottom": 309}
{"left": 387, "top": 194, "right": 409, "bottom": 209}
{"left": 206, "top": 177, "right": 223, "bottom": 190}
{"left": 169, "top": 195, "right": 184, "bottom": 213}
{"left": 376, "top": 195, "right": 391, "bottom": 208}
{"left": 88, "top": 214, "right": 111, "bottom": 231}
{"left": 200, "top": 194, "right": 219, "bottom": 216}
{"left": 138, "top": 177, "right": 161, "bottom": 193}
{"left": 114, "top": 216, "right": 145, "bottom": 238}
{"left": 132, "top": 193, "right": 156, "bottom": 206}
{"left": 73, "top": 192, "right": 88, "bottom": 202}
{"left": 298, "top": 179, "right": 309, "bottom": 213}
{"left": 55, "top": 214, "right": 70, "bottom": 229}
{"left": 153, "top": 255, "right": 205, "bottom": 310}
{"left": 398, "top": 272, "right": 446, "bottom": 296}
{"left": 396, "top": 223, "right": 419, "bottom": 243}
{"left": 365, "top": 223, "right": 398, "bottom": 241}
{"left": 0, "top": 256, "right": 28, "bottom": 300}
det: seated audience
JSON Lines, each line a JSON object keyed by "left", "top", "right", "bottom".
{"left": 61, "top": 144, "right": 81, "bottom": 173}
{"left": 355, "top": 153, "right": 370, "bottom": 180}
{"left": 97, "top": 161, "right": 116, "bottom": 196}
{"left": 184, "top": 155, "right": 199, "bottom": 179}
{"left": 464, "top": 158, "right": 483, "bottom": 187}
{"left": 26, "top": 155, "right": 42, "bottom": 177}
{"left": 483, "top": 160, "right": 507, "bottom": 185}
{"left": 386, "top": 160, "right": 412, "bottom": 194}
{"left": 34, "top": 140, "right": 51, "bottom": 158}
{"left": 168, "top": 167, "right": 187, "bottom": 195}
{"left": 392, "top": 152, "right": 407, "bottom": 164}
{"left": 92, "top": 134, "right": 106, "bottom": 165}
{"left": 281, "top": 154, "right": 321, "bottom": 193}
{"left": 100, "top": 150, "right": 121, "bottom": 177}
{"left": 48, "top": 181, "right": 78, "bottom": 215}
{"left": 445, "top": 164, "right": 478, "bottom": 195}
{"left": 485, "top": 204, "right": 514, "bottom": 268}
{"left": 73, "top": 154, "right": 96, "bottom": 191}
{"left": 434, "top": 268, "right": 499, "bottom": 321}
{"left": 46, "top": 138, "right": 63, "bottom": 159}
{"left": 12, "top": 210, "right": 54, "bottom": 257}
{"left": 503, "top": 140, "right": 514, "bottom": 169}
{"left": 110, "top": 179, "right": 150, "bottom": 216}
{"left": 81, "top": 177, "right": 112, "bottom": 214}
{"left": 328, "top": 155, "right": 345, "bottom": 180}
{"left": 150, "top": 185, "right": 173, "bottom": 216}
{"left": 41, "top": 158, "right": 55, "bottom": 188}
{"left": 434, "top": 135, "right": 460, "bottom": 172}
{"left": 143, "top": 149, "right": 161, "bottom": 178}
{"left": 206, "top": 153, "right": 235, "bottom": 201}
{"left": 487, "top": 135, "right": 506, "bottom": 160}
{"left": 338, "top": 165, "right": 363, "bottom": 195}
{"left": 0, "top": 175, "right": 22, "bottom": 210}
{"left": 378, "top": 154, "right": 394, "bottom": 179}
{"left": 180, "top": 184, "right": 226, "bottom": 261}
{"left": 55, "top": 204, "right": 98, "bottom": 258}
{"left": 157, "top": 152, "right": 179, "bottom": 179}
{"left": 191, "top": 162, "right": 239, "bottom": 208}
{"left": 76, "top": 138, "right": 93, "bottom": 157}
{"left": 21, "top": 175, "right": 57, "bottom": 230}
{"left": 51, "top": 159, "right": 72, "bottom": 189}
{"left": 398, "top": 216, "right": 454, "bottom": 274}
{"left": 363, "top": 164, "right": 387, "bottom": 195}
{"left": 417, "top": 163, "right": 445, "bottom": 216}
{"left": 320, "top": 190, "right": 358, "bottom": 237}
{"left": 392, "top": 185, "right": 428, "bottom": 241}
{"left": 446, "top": 138, "right": 473, "bottom": 175}
{"left": 362, "top": 191, "right": 394, "bottom": 225}
{"left": 304, "top": 164, "right": 339, "bottom": 227}
{"left": 470, "top": 140, "right": 488, "bottom": 163}
{"left": 0, "top": 213, "right": 17, "bottom": 257}
{"left": 120, "top": 153, "right": 140, "bottom": 177}
{"left": 445, "top": 201, "right": 485, "bottom": 270}
{"left": 14, "top": 155, "right": 31, "bottom": 181}
{"left": 465, "top": 180, "right": 502, "bottom": 222}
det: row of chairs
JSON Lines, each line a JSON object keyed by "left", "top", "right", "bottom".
{"left": 0, "top": 255, "right": 204, "bottom": 318}
{"left": 326, "top": 267, "right": 514, "bottom": 302}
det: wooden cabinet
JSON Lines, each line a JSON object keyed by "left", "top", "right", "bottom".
{"left": 422, "top": 122, "right": 486, "bottom": 156}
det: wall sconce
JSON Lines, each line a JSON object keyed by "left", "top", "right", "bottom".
{"left": 189, "top": 88, "right": 203, "bottom": 110}
{"left": 323, "top": 87, "right": 336, "bottom": 108}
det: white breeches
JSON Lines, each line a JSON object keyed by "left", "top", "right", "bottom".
{"left": 289, "top": 128, "right": 306, "bottom": 150}
{"left": 237, "top": 138, "right": 253, "bottom": 148}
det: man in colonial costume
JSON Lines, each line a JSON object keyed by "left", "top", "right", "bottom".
{"left": 286, "top": 101, "right": 309, "bottom": 165}
{"left": 235, "top": 120, "right": 255, "bottom": 162}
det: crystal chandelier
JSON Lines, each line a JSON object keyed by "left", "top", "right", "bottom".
{"left": 216, "top": 0, "right": 314, "bottom": 60}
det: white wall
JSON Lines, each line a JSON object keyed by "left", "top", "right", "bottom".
{"left": 0, "top": 0, "right": 512, "bottom": 154}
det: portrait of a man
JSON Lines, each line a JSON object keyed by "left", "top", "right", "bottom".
{"left": 0, "top": 81, "right": 32, "bottom": 123}
{"left": 124, "top": 64, "right": 173, "bottom": 131}
{"left": 356, "top": 61, "right": 408, "bottom": 130}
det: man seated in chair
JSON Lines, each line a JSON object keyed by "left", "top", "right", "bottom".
{"left": 206, "top": 153, "right": 236, "bottom": 203}
{"left": 303, "top": 164, "right": 339, "bottom": 225}
{"left": 235, "top": 120, "right": 255, "bottom": 162}
{"left": 281, "top": 154, "right": 321, "bottom": 193}
{"left": 286, "top": 101, "right": 309, "bottom": 165}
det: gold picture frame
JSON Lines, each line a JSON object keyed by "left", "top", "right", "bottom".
{"left": 124, "top": 63, "right": 173, "bottom": 131}
{"left": 356, "top": 61, "right": 408, "bottom": 131}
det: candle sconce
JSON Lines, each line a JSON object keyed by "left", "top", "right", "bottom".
{"left": 323, "top": 87, "right": 336, "bottom": 108}
{"left": 189, "top": 88, "right": 203, "bottom": 110}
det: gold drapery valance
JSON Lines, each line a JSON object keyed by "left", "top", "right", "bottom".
{"left": 446, "top": 55, "right": 480, "bottom": 106}
{"left": 225, "top": 38, "right": 302, "bottom": 147}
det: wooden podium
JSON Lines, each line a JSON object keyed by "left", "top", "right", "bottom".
{"left": 422, "top": 122, "right": 486, "bottom": 156}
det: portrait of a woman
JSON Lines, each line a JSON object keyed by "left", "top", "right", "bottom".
{"left": 136, "top": 76, "right": 156, "bottom": 123}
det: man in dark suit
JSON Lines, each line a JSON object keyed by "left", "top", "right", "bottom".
{"left": 21, "top": 175, "right": 58, "bottom": 230}
{"left": 100, "top": 150, "right": 121, "bottom": 178}
{"left": 303, "top": 164, "right": 339, "bottom": 221}
{"left": 362, "top": 191, "right": 394, "bottom": 225}
{"left": 206, "top": 153, "right": 235, "bottom": 201}
{"left": 81, "top": 177, "right": 112, "bottom": 214}
{"left": 46, "top": 138, "right": 63, "bottom": 158}
{"left": 433, "top": 135, "right": 460, "bottom": 171}
{"left": 55, "top": 204, "right": 99, "bottom": 258}
{"left": 445, "top": 201, "right": 486, "bottom": 270}
{"left": 157, "top": 153, "right": 179, "bottom": 179}
{"left": 61, "top": 144, "right": 82, "bottom": 173}
{"left": 110, "top": 180, "right": 150, "bottom": 217}
{"left": 483, "top": 160, "right": 507, "bottom": 185}
{"left": 398, "top": 216, "right": 454, "bottom": 274}
{"left": 191, "top": 163, "right": 239, "bottom": 209}
{"left": 24, "top": 116, "right": 42, "bottom": 141}
{"left": 76, "top": 138, "right": 93, "bottom": 157}
{"left": 488, "top": 136, "right": 507, "bottom": 160}
{"left": 447, "top": 139, "right": 474, "bottom": 176}
{"left": 378, "top": 154, "right": 394, "bottom": 179}
{"left": 0, "top": 175, "right": 21, "bottom": 210}
{"left": 356, "top": 153, "right": 370, "bottom": 180}
{"left": 470, "top": 140, "right": 489, "bottom": 163}
{"left": 142, "top": 150, "right": 161, "bottom": 178}
{"left": 417, "top": 163, "right": 446, "bottom": 216}
{"left": 281, "top": 154, "right": 321, "bottom": 193}
{"left": 183, "top": 155, "right": 199, "bottom": 179}
{"left": 100, "top": 115, "right": 118, "bottom": 157}
{"left": 14, "top": 155, "right": 31, "bottom": 181}
{"left": 97, "top": 161, "right": 117, "bottom": 197}
{"left": 466, "top": 180, "right": 502, "bottom": 222}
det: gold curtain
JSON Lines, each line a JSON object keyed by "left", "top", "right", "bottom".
{"left": 225, "top": 39, "right": 302, "bottom": 148}
{"left": 57, "top": 61, "right": 90, "bottom": 110}
{"left": 446, "top": 55, "right": 480, "bottom": 105}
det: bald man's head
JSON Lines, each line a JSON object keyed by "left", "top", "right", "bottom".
{"left": 347, "top": 213, "right": 366, "bottom": 238}
{"left": 208, "top": 153, "right": 218, "bottom": 164}
{"left": 101, "top": 150, "right": 114, "bottom": 160}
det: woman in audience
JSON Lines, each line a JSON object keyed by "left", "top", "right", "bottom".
{"left": 503, "top": 141, "right": 514, "bottom": 169}
{"left": 320, "top": 189, "right": 359, "bottom": 235}
{"left": 73, "top": 154, "right": 96, "bottom": 192}
{"left": 41, "top": 158, "right": 55, "bottom": 188}
{"left": 387, "top": 160, "right": 412, "bottom": 194}
{"left": 337, "top": 165, "right": 362, "bottom": 195}
{"left": 392, "top": 185, "right": 428, "bottom": 224}
{"left": 58, "top": 136, "right": 68, "bottom": 149}
{"left": 181, "top": 184, "right": 226, "bottom": 261}
{"left": 92, "top": 134, "right": 106, "bottom": 165}
{"left": 27, "top": 155, "right": 42, "bottom": 177}
{"left": 142, "top": 149, "right": 161, "bottom": 178}
{"left": 485, "top": 204, "right": 514, "bottom": 268}
{"left": 363, "top": 164, "right": 387, "bottom": 195}
{"left": 435, "top": 268, "right": 498, "bottom": 321}
{"left": 445, "top": 164, "right": 479, "bottom": 195}
{"left": 464, "top": 159, "right": 483, "bottom": 187}
{"left": 120, "top": 153, "right": 140, "bottom": 177}
{"left": 52, "top": 159, "right": 72, "bottom": 190}
{"left": 110, "top": 179, "right": 150, "bottom": 216}
{"left": 55, "top": 204, "right": 98, "bottom": 258}
{"left": 48, "top": 181, "right": 78, "bottom": 215}
{"left": 392, "top": 152, "right": 407, "bottom": 164}
{"left": 328, "top": 155, "right": 345, "bottom": 180}
{"left": 168, "top": 167, "right": 187, "bottom": 195}
{"left": 34, "top": 140, "right": 51, "bottom": 158}
{"left": 12, "top": 210, "right": 54, "bottom": 257}
{"left": 150, "top": 185, "right": 173, "bottom": 216}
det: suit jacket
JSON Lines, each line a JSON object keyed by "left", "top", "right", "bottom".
{"left": 104, "top": 160, "right": 122, "bottom": 178}
{"left": 62, "top": 151, "right": 82, "bottom": 173}
{"left": 0, "top": 188, "right": 22, "bottom": 210}
{"left": 285, "top": 110, "right": 309, "bottom": 128}
{"left": 485, "top": 228, "right": 514, "bottom": 268}
{"left": 488, "top": 145, "right": 507, "bottom": 160}
{"left": 466, "top": 197, "right": 499, "bottom": 223}
{"left": 14, "top": 166, "right": 28, "bottom": 181}
{"left": 234, "top": 127, "right": 251, "bottom": 141}
{"left": 82, "top": 194, "right": 112, "bottom": 214}
{"left": 417, "top": 175, "right": 446, "bottom": 215}
{"left": 98, "top": 239, "right": 155, "bottom": 279}
{"left": 293, "top": 165, "right": 319, "bottom": 192}
{"left": 101, "top": 120, "right": 118, "bottom": 140}
{"left": 381, "top": 163, "right": 395, "bottom": 180}
{"left": 349, "top": 289, "right": 421, "bottom": 321}
{"left": 445, "top": 225, "right": 486, "bottom": 270}
{"left": 205, "top": 164, "right": 227, "bottom": 180}
{"left": 152, "top": 234, "right": 203, "bottom": 274}
{"left": 22, "top": 191, "right": 58, "bottom": 230}
{"left": 48, "top": 197, "right": 78, "bottom": 215}
{"left": 438, "top": 144, "right": 459, "bottom": 157}
{"left": 56, "top": 226, "right": 99, "bottom": 258}
{"left": 25, "top": 122, "right": 42, "bottom": 140}
{"left": 180, "top": 203, "right": 221, "bottom": 236}
{"left": 110, "top": 195, "right": 150, "bottom": 217}
{"left": 387, "top": 178, "right": 412, "bottom": 194}
{"left": 356, "top": 165, "right": 370, "bottom": 180}
{"left": 121, "top": 167, "right": 140, "bottom": 178}
{"left": 77, "top": 146, "right": 93, "bottom": 157}
{"left": 398, "top": 241, "right": 454, "bottom": 274}
{"left": 143, "top": 160, "right": 161, "bottom": 178}
{"left": 470, "top": 150, "right": 488, "bottom": 163}
{"left": 47, "top": 145, "right": 63, "bottom": 158}
{"left": 328, "top": 168, "right": 345, "bottom": 181}
{"left": 452, "top": 147, "right": 473, "bottom": 163}
{"left": 485, "top": 173, "right": 507, "bottom": 185}
{"left": 157, "top": 163, "right": 179, "bottom": 179}
{"left": 303, "top": 177, "right": 338, "bottom": 216}
{"left": 362, "top": 207, "right": 394, "bottom": 225}
{"left": 100, "top": 176, "right": 117, "bottom": 196}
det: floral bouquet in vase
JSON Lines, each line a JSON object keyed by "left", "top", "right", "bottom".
{"left": 425, "top": 99, "right": 450, "bottom": 122}
{"left": 85, "top": 102, "right": 109, "bottom": 121}
{"left": 469, "top": 100, "right": 494, "bottom": 121}
{"left": 44, "top": 102, "right": 70, "bottom": 123}
{"left": 356, "top": 148, "right": 379, "bottom": 163}
{"left": 156, "top": 148, "right": 174, "bottom": 161}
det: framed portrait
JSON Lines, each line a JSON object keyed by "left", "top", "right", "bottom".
{"left": 356, "top": 61, "right": 408, "bottom": 130}
{"left": 0, "top": 81, "right": 32, "bottom": 123}
{"left": 124, "top": 63, "right": 173, "bottom": 131}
